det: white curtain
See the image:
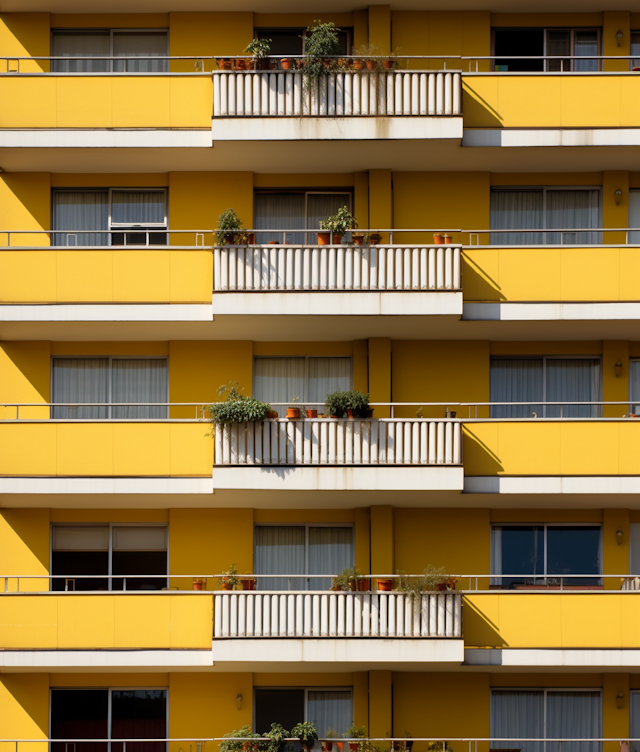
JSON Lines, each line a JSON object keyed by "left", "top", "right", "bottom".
{"left": 573, "top": 31, "right": 599, "bottom": 72}
{"left": 111, "top": 191, "right": 166, "bottom": 225}
{"left": 545, "top": 359, "right": 601, "bottom": 417}
{"left": 52, "top": 31, "right": 110, "bottom": 72}
{"left": 254, "top": 194, "right": 306, "bottom": 244}
{"left": 254, "top": 358, "right": 305, "bottom": 404}
{"left": 113, "top": 32, "right": 168, "bottom": 72}
{"left": 307, "top": 691, "right": 352, "bottom": 738}
{"left": 308, "top": 358, "right": 352, "bottom": 411}
{"left": 490, "top": 190, "right": 543, "bottom": 245}
{"left": 490, "top": 359, "right": 543, "bottom": 418}
{"left": 52, "top": 358, "right": 109, "bottom": 419}
{"left": 631, "top": 361, "right": 640, "bottom": 413}
{"left": 307, "top": 193, "right": 353, "bottom": 243}
{"left": 546, "top": 190, "right": 600, "bottom": 245}
{"left": 491, "top": 690, "right": 544, "bottom": 752}
{"left": 53, "top": 191, "right": 109, "bottom": 246}
{"left": 111, "top": 360, "right": 168, "bottom": 419}
{"left": 254, "top": 526, "right": 305, "bottom": 590}
{"left": 546, "top": 691, "right": 601, "bottom": 752}
{"left": 308, "top": 527, "right": 354, "bottom": 590}
{"left": 631, "top": 32, "right": 640, "bottom": 70}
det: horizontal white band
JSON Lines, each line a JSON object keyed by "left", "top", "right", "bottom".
{"left": 465, "top": 476, "right": 640, "bottom": 494}
{"left": 464, "top": 302, "right": 640, "bottom": 321}
{"left": 0, "top": 477, "right": 214, "bottom": 494}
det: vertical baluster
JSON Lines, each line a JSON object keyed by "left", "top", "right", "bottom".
{"left": 389, "top": 593, "right": 396, "bottom": 636}
{"left": 345, "top": 246, "right": 353, "bottom": 290}
{"left": 361, "top": 246, "right": 369, "bottom": 290}
{"left": 295, "top": 593, "right": 303, "bottom": 636}
{"left": 254, "top": 421, "right": 263, "bottom": 464}
{"left": 252, "top": 73, "right": 260, "bottom": 116}
{"left": 262, "top": 594, "right": 269, "bottom": 636}
{"left": 230, "top": 593, "right": 238, "bottom": 637}
{"left": 361, "top": 71, "right": 369, "bottom": 114}
{"left": 328, "top": 73, "right": 336, "bottom": 116}
{"left": 444, "top": 246, "right": 452, "bottom": 289}
{"left": 353, "top": 592, "right": 361, "bottom": 636}
{"left": 453, "top": 247, "right": 461, "bottom": 289}
{"left": 278, "top": 594, "right": 287, "bottom": 636}
{"left": 387, "top": 422, "right": 395, "bottom": 464}
{"left": 403, "top": 248, "right": 411, "bottom": 290}
{"left": 269, "top": 72, "right": 278, "bottom": 114}
{"left": 294, "top": 72, "right": 303, "bottom": 116}
{"left": 378, "top": 245, "right": 386, "bottom": 289}
{"left": 295, "top": 421, "right": 303, "bottom": 465}
{"left": 303, "top": 420, "right": 312, "bottom": 465}
{"left": 394, "top": 71, "right": 402, "bottom": 114}
{"left": 444, "top": 72, "right": 452, "bottom": 115}
{"left": 445, "top": 421, "right": 453, "bottom": 464}
{"left": 245, "top": 72, "right": 252, "bottom": 115}
{"left": 247, "top": 593, "right": 254, "bottom": 637}
{"left": 329, "top": 419, "right": 337, "bottom": 465}
{"left": 312, "top": 594, "right": 320, "bottom": 636}
{"left": 345, "top": 420, "right": 354, "bottom": 464}
{"left": 338, "top": 593, "right": 346, "bottom": 636}
{"left": 214, "top": 593, "right": 222, "bottom": 636}
{"left": 411, "top": 72, "right": 419, "bottom": 115}
{"left": 420, "top": 247, "right": 428, "bottom": 289}
{"left": 236, "top": 73, "right": 244, "bottom": 116}
{"left": 378, "top": 421, "right": 387, "bottom": 464}
{"left": 428, "top": 421, "right": 436, "bottom": 464}
{"left": 279, "top": 421, "right": 288, "bottom": 464}
{"left": 312, "top": 420, "right": 320, "bottom": 464}
{"left": 286, "top": 594, "right": 295, "bottom": 636}
{"left": 411, "top": 421, "right": 420, "bottom": 465}
{"left": 379, "top": 593, "right": 387, "bottom": 636}
{"left": 396, "top": 421, "right": 404, "bottom": 464}
{"left": 321, "top": 593, "right": 329, "bottom": 636}
{"left": 238, "top": 593, "right": 246, "bottom": 637}
{"left": 320, "top": 420, "right": 329, "bottom": 464}
{"left": 228, "top": 73, "right": 236, "bottom": 116}
{"left": 420, "top": 421, "right": 428, "bottom": 465}
{"left": 321, "top": 247, "right": 329, "bottom": 290}
{"left": 437, "top": 421, "right": 445, "bottom": 464}
{"left": 428, "top": 72, "right": 436, "bottom": 115}
{"left": 287, "top": 420, "right": 295, "bottom": 464}
{"left": 412, "top": 247, "right": 419, "bottom": 290}
{"left": 412, "top": 595, "right": 420, "bottom": 636}
{"left": 304, "top": 594, "right": 312, "bottom": 636}
{"left": 353, "top": 71, "right": 361, "bottom": 115}
{"left": 220, "top": 73, "right": 228, "bottom": 116}
{"left": 429, "top": 593, "right": 437, "bottom": 635}
{"left": 329, "top": 593, "right": 337, "bottom": 636}
{"left": 436, "top": 71, "right": 444, "bottom": 115}
{"left": 345, "top": 72, "right": 353, "bottom": 115}
{"left": 303, "top": 247, "right": 311, "bottom": 290}
{"left": 285, "top": 72, "right": 294, "bottom": 115}
{"left": 370, "top": 593, "right": 378, "bottom": 636}
{"left": 453, "top": 422, "right": 461, "bottom": 465}
{"left": 369, "top": 246, "right": 378, "bottom": 289}
{"left": 271, "top": 594, "right": 279, "bottom": 637}
{"left": 386, "top": 71, "right": 394, "bottom": 114}
{"left": 437, "top": 593, "right": 446, "bottom": 636}
{"left": 214, "top": 247, "right": 221, "bottom": 291}
{"left": 336, "top": 71, "right": 344, "bottom": 115}
{"left": 452, "top": 73, "right": 461, "bottom": 115}
{"left": 237, "top": 421, "right": 246, "bottom": 464}
{"left": 222, "top": 592, "right": 230, "bottom": 636}
{"left": 220, "top": 248, "right": 229, "bottom": 291}
{"left": 420, "top": 594, "right": 429, "bottom": 637}
{"left": 312, "top": 246, "right": 319, "bottom": 290}
{"left": 419, "top": 73, "right": 427, "bottom": 115}
{"left": 284, "top": 246, "right": 294, "bottom": 289}
{"left": 354, "top": 420, "right": 362, "bottom": 464}
{"left": 428, "top": 247, "right": 436, "bottom": 290}
{"left": 261, "top": 73, "right": 269, "bottom": 115}
{"left": 336, "top": 245, "right": 345, "bottom": 290}
{"left": 229, "top": 247, "right": 237, "bottom": 290}
{"left": 213, "top": 74, "right": 222, "bottom": 117}
{"left": 337, "top": 420, "right": 345, "bottom": 464}
{"left": 362, "top": 420, "right": 370, "bottom": 465}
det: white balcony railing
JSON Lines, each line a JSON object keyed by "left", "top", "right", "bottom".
{"left": 214, "top": 590, "right": 462, "bottom": 638}
{"left": 213, "top": 418, "right": 461, "bottom": 466}
{"left": 214, "top": 245, "right": 461, "bottom": 292}
{"left": 213, "top": 70, "right": 461, "bottom": 118}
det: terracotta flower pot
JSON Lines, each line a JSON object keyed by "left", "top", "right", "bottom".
{"left": 377, "top": 578, "right": 394, "bottom": 591}
{"left": 353, "top": 60, "right": 364, "bottom": 70}
{"left": 366, "top": 408, "right": 374, "bottom": 418}
{"left": 368, "top": 233, "right": 382, "bottom": 245}
{"left": 444, "top": 234, "right": 453, "bottom": 244}
{"left": 218, "top": 58, "right": 232, "bottom": 70}
{"left": 353, "top": 236, "right": 364, "bottom": 245}
{"left": 193, "top": 578, "right": 205, "bottom": 591}
{"left": 221, "top": 581, "right": 233, "bottom": 591}
{"left": 306, "top": 409, "right": 318, "bottom": 418}
{"left": 365, "top": 59, "right": 376, "bottom": 70}
{"left": 241, "top": 578, "right": 256, "bottom": 591}
{"left": 357, "top": 578, "right": 369, "bottom": 591}
{"left": 383, "top": 60, "right": 394, "bottom": 69}
{"left": 287, "top": 407, "right": 301, "bottom": 419}
{"left": 433, "top": 233, "right": 444, "bottom": 245}
{"left": 318, "top": 231, "right": 331, "bottom": 245}
{"left": 246, "top": 233, "right": 255, "bottom": 245}
{"left": 349, "top": 744, "right": 359, "bottom": 752}
{"left": 347, "top": 408, "right": 355, "bottom": 419}
{"left": 265, "top": 410, "right": 278, "bottom": 419}
{"left": 268, "top": 240, "right": 279, "bottom": 245}
{"left": 234, "top": 59, "right": 247, "bottom": 70}
{"left": 281, "top": 58, "right": 292, "bottom": 70}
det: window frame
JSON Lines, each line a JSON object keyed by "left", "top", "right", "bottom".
{"left": 51, "top": 28, "right": 170, "bottom": 73}
{"left": 543, "top": 28, "right": 601, "bottom": 72}
{"left": 252, "top": 686, "right": 354, "bottom": 736}
{"left": 629, "top": 359, "right": 640, "bottom": 411}
{"left": 50, "top": 522, "right": 169, "bottom": 592}
{"left": 50, "top": 355, "right": 170, "bottom": 420}
{"left": 252, "top": 355, "right": 354, "bottom": 405}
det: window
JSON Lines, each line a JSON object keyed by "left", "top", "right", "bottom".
{"left": 491, "top": 524, "right": 602, "bottom": 587}
{"left": 630, "top": 360, "right": 640, "bottom": 413}
{"left": 254, "top": 191, "right": 353, "bottom": 244}
{"left": 51, "top": 525, "right": 168, "bottom": 591}
{"left": 631, "top": 691, "right": 640, "bottom": 741}
{"left": 628, "top": 190, "right": 640, "bottom": 243}
{"left": 52, "top": 189, "right": 167, "bottom": 247}
{"left": 631, "top": 31, "right": 640, "bottom": 69}
{"left": 254, "top": 525, "right": 354, "bottom": 590}
{"left": 51, "top": 688, "right": 167, "bottom": 752}
{"left": 254, "top": 688, "right": 352, "bottom": 739}
{"left": 52, "top": 29, "right": 168, "bottom": 72}
{"left": 489, "top": 357, "right": 602, "bottom": 418}
{"left": 253, "top": 356, "right": 352, "bottom": 410}
{"left": 52, "top": 357, "right": 168, "bottom": 419}
{"left": 255, "top": 28, "right": 352, "bottom": 57}
{"left": 491, "top": 689, "right": 601, "bottom": 752}
{"left": 492, "top": 28, "right": 600, "bottom": 72}
{"left": 490, "top": 188, "right": 601, "bottom": 245}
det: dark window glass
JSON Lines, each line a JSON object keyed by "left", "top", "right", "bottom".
{"left": 51, "top": 689, "right": 109, "bottom": 752}
{"left": 52, "top": 551, "right": 109, "bottom": 591}
{"left": 112, "top": 551, "right": 168, "bottom": 591}
{"left": 111, "top": 690, "right": 166, "bottom": 752}
{"left": 256, "top": 28, "right": 351, "bottom": 58}
{"left": 547, "top": 526, "right": 601, "bottom": 585}
{"left": 498, "top": 526, "right": 544, "bottom": 588}
{"left": 254, "top": 689, "right": 305, "bottom": 735}
{"left": 493, "top": 28, "right": 544, "bottom": 71}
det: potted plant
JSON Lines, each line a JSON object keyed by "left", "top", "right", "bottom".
{"left": 322, "top": 729, "right": 339, "bottom": 752}
{"left": 345, "top": 726, "right": 367, "bottom": 752}
{"left": 326, "top": 390, "right": 349, "bottom": 418}
{"left": 305, "top": 408, "right": 318, "bottom": 418}
{"left": 368, "top": 233, "right": 382, "bottom": 245}
{"left": 352, "top": 232, "right": 365, "bottom": 245}
{"left": 345, "top": 390, "right": 370, "bottom": 419}
{"left": 291, "top": 722, "right": 318, "bottom": 752}
{"left": 433, "top": 233, "right": 444, "bottom": 245}
{"left": 220, "top": 726, "right": 256, "bottom": 752}
{"left": 302, "top": 21, "right": 341, "bottom": 90}
{"left": 444, "top": 233, "right": 453, "bottom": 244}
{"left": 427, "top": 744, "right": 452, "bottom": 752}
{"left": 377, "top": 577, "right": 394, "bottom": 591}
{"left": 241, "top": 574, "right": 257, "bottom": 591}
{"left": 318, "top": 206, "right": 358, "bottom": 245}
{"left": 287, "top": 396, "right": 301, "bottom": 420}
{"left": 263, "top": 723, "right": 289, "bottom": 752}
{"left": 331, "top": 566, "right": 362, "bottom": 592}
{"left": 209, "top": 381, "right": 274, "bottom": 426}
{"left": 193, "top": 577, "right": 206, "bottom": 590}
{"left": 281, "top": 58, "right": 293, "bottom": 69}
{"left": 215, "top": 208, "right": 248, "bottom": 246}
{"left": 218, "top": 563, "right": 240, "bottom": 591}
{"left": 217, "top": 58, "right": 232, "bottom": 70}
{"left": 383, "top": 48, "right": 403, "bottom": 70}
{"left": 244, "top": 38, "right": 271, "bottom": 70}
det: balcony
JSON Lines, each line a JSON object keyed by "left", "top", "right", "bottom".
{"left": 212, "top": 63, "right": 462, "bottom": 142}
{"left": 212, "top": 589, "right": 463, "bottom": 669}
{"left": 212, "top": 417, "right": 463, "bottom": 494}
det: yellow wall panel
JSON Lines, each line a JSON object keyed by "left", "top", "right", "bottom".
{"left": 169, "top": 12, "right": 253, "bottom": 71}
{"left": 0, "top": 78, "right": 56, "bottom": 127}
{"left": 170, "top": 76, "right": 213, "bottom": 126}
{"left": 371, "top": 506, "right": 394, "bottom": 576}
{"left": 57, "top": 596, "right": 115, "bottom": 648}
{"left": 51, "top": 341, "right": 169, "bottom": 356}
{"left": 114, "top": 596, "right": 171, "bottom": 648}
{"left": 0, "top": 423, "right": 56, "bottom": 475}
{"left": 56, "top": 77, "right": 112, "bottom": 128}
{"left": 51, "top": 13, "right": 168, "bottom": 27}
{"left": 169, "top": 595, "right": 214, "bottom": 648}
{"left": 0, "top": 509, "right": 50, "bottom": 592}
{"left": 169, "top": 250, "right": 213, "bottom": 303}
{"left": 0, "top": 252, "right": 56, "bottom": 302}
{"left": 0, "top": 674, "right": 49, "bottom": 739}
{"left": 368, "top": 338, "right": 391, "bottom": 418}
{"left": 369, "top": 670, "right": 392, "bottom": 740}
{"left": 57, "top": 251, "right": 113, "bottom": 302}
{"left": 56, "top": 423, "right": 114, "bottom": 476}
{"left": 112, "top": 251, "right": 171, "bottom": 303}
{"left": 169, "top": 422, "right": 213, "bottom": 476}
{"left": 113, "top": 423, "right": 171, "bottom": 476}
{"left": 111, "top": 77, "right": 171, "bottom": 127}
{"left": 0, "top": 597, "right": 58, "bottom": 648}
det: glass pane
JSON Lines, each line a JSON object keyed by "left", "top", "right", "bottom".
{"left": 112, "top": 551, "right": 167, "bottom": 591}
{"left": 630, "top": 31, "right": 640, "bottom": 70}
{"left": 52, "top": 31, "right": 110, "bottom": 73}
{"left": 492, "top": 526, "right": 544, "bottom": 588}
{"left": 631, "top": 361, "right": 640, "bottom": 413}
{"left": 111, "top": 359, "right": 168, "bottom": 419}
{"left": 489, "top": 359, "right": 543, "bottom": 418}
{"left": 631, "top": 692, "right": 640, "bottom": 741}
{"left": 490, "top": 690, "right": 544, "bottom": 752}
{"left": 545, "top": 359, "right": 601, "bottom": 417}
{"left": 113, "top": 32, "right": 168, "bottom": 72}
{"left": 546, "top": 30, "right": 571, "bottom": 71}
{"left": 628, "top": 190, "right": 640, "bottom": 243}
{"left": 254, "top": 526, "right": 305, "bottom": 590}
{"left": 490, "top": 190, "right": 543, "bottom": 245}
{"left": 307, "top": 193, "right": 352, "bottom": 243}
{"left": 308, "top": 357, "right": 351, "bottom": 411}
{"left": 574, "top": 30, "right": 598, "bottom": 72}
{"left": 254, "top": 357, "right": 305, "bottom": 405}
{"left": 51, "top": 551, "right": 109, "bottom": 592}
{"left": 307, "top": 691, "right": 352, "bottom": 738}
{"left": 111, "top": 192, "right": 166, "bottom": 225}
{"left": 493, "top": 28, "right": 544, "bottom": 73}
{"left": 51, "top": 689, "right": 108, "bottom": 752}
{"left": 257, "top": 29, "right": 304, "bottom": 57}
{"left": 53, "top": 191, "right": 109, "bottom": 247}
{"left": 546, "top": 691, "right": 601, "bottom": 752}
{"left": 545, "top": 190, "right": 601, "bottom": 245}
{"left": 254, "top": 193, "right": 306, "bottom": 244}
{"left": 111, "top": 689, "right": 166, "bottom": 752}
{"left": 547, "top": 526, "right": 601, "bottom": 585}
{"left": 254, "top": 689, "right": 305, "bottom": 735}
{"left": 308, "top": 527, "right": 353, "bottom": 590}
{"left": 52, "top": 358, "right": 109, "bottom": 419}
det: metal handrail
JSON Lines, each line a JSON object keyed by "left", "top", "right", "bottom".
{"left": 0, "top": 229, "right": 211, "bottom": 248}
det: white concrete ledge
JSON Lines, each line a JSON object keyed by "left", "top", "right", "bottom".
{"left": 213, "top": 466, "right": 464, "bottom": 492}
{"left": 463, "top": 128, "right": 640, "bottom": 148}
{"left": 0, "top": 477, "right": 214, "bottom": 494}
{"left": 0, "top": 129, "right": 212, "bottom": 148}
{"left": 465, "top": 648, "right": 640, "bottom": 668}
{"left": 214, "top": 291, "right": 462, "bottom": 316}
{"left": 213, "top": 116, "right": 463, "bottom": 141}
{"left": 464, "top": 476, "right": 640, "bottom": 494}
{"left": 0, "top": 304, "right": 213, "bottom": 322}
{"left": 213, "top": 638, "right": 464, "bottom": 670}
{"left": 0, "top": 649, "right": 213, "bottom": 669}
{"left": 464, "top": 302, "right": 640, "bottom": 321}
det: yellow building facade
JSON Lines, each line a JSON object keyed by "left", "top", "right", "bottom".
{"left": 3, "top": 4, "right": 640, "bottom": 752}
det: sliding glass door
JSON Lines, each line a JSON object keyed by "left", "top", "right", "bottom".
{"left": 254, "top": 192, "right": 353, "bottom": 244}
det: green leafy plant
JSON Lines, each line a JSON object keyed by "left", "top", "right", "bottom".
{"left": 245, "top": 38, "right": 271, "bottom": 60}
{"left": 218, "top": 563, "right": 240, "bottom": 590}
{"left": 427, "top": 744, "right": 453, "bottom": 752}
{"left": 291, "top": 721, "right": 318, "bottom": 752}
{"left": 395, "top": 566, "right": 456, "bottom": 596}
{"left": 215, "top": 208, "right": 247, "bottom": 246}
{"left": 319, "top": 206, "right": 358, "bottom": 236}
{"left": 354, "top": 42, "right": 382, "bottom": 69}
{"left": 209, "top": 381, "right": 273, "bottom": 425}
{"left": 325, "top": 390, "right": 349, "bottom": 418}
{"left": 345, "top": 727, "right": 368, "bottom": 741}
{"left": 262, "top": 723, "right": 290, "bottom": 752}
{"left": 331, "top": 566, "right": 362, "bottom": 592}
{"left": 220, "top": 726, "right": 258, "bottom": 752}
{"left": 302, "top": 21, "right": 341, "bottom": 89}
{"left": 346, "top": 390, "right": 369, "bottom": 417}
